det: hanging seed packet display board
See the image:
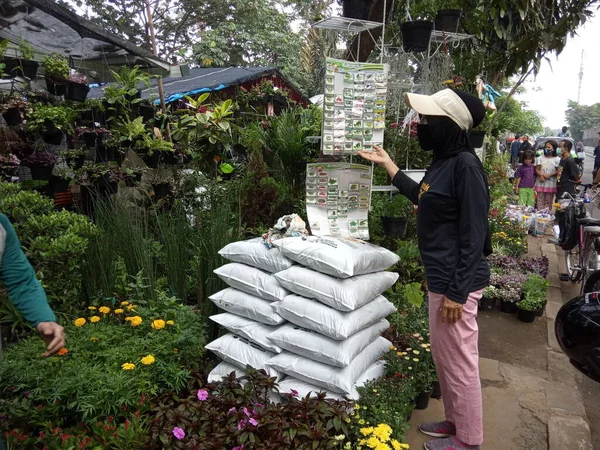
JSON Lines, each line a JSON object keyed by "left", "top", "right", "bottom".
{"left": 322, "top": 58, "right": 388, "bottom": 156}
{"left": 306, "top": 162, "right": 372, "bottom": 239}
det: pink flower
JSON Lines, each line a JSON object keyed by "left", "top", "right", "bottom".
{"left": 227, "top": 407, "right": 237, "bottom": 416}
{"left": 390, "top": 122, "right": 398, "bottom": 128}
{"left": 290, "top": 389, "right": 298, "bottom": 397}
{"left": 242, "top": 407, "right": 251, "bottom": 417}
{"left": 197, "top": 389, "right": 209, "bottom": 401}
{"left": 249, "top": 418, "right": 259, "bottom": 427}
{"left": 237, "top": 420, "right": 247, "bottom": 430}
{"left": 172, "top": 427, "right": 185, "bottom": 440}
{"left": 232, "top": 446, "right": 245, "bottom": 450}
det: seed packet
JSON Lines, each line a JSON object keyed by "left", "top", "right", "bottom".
{"left": 344, "top": 142, "right": 353, "bottom": 151}
{"left": 344, "top": 89, "right": 354, "bottom": 98}
{"left": 325, "top": 86, "right": 334, "bottom": 95}
{"left": 353, "top": 129, "right": 363, "bottom": 137}
{"left": 323, "top": 133, "right": 333, "bottom": 142}
{"left": 325, "top": 76, "right": 334, "bottom": 86}
{"left": 325, "top": 105, "right": 334, "bottom": 112}
{"left": 355, "top": 74, "right": 365, "bottom": 82}
{"left": 335, "top": 96, "right": 344, "bottom": 106}
{"left": 352, "top": 140, "right": 362, "bottom": 152}
{"left": 344, "top": 73, "right": 354, "bottom": 82}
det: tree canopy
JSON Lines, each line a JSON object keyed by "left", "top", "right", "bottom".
{"left": 565, "top": 100, "right": 600, "bottom": 140}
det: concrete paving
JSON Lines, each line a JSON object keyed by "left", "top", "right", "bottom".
{"left": 405, "top": 235, "right": 595, "bottom": 450}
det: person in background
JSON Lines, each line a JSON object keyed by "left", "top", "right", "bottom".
{"left": 593, "top": 138, "right": 600, "bottom": 180}
{"left": 558, "top": 126, "right": 571, "bottom": 137}
{"left": 0, "top": 213, "right": 65, "bottom": 450}
{"left": 359, "top": 88, "right": 490, "bottom": 450}
{"left": 510, "top": 135, "right": 521, "bottom": 169}
{"left": 534, "top": 140, "right": 561, "bottom": 211}
{"left": 556, "top": 140, "right": 581, "bottom": 199}
{"left": 575, "top": 141, "right": 585, "bottom": 172}
{"left": 519, "top": 135, "right": 533, "bottom": 158}
{"left": 514, "top": 151, "right": 536, "bottom": 207}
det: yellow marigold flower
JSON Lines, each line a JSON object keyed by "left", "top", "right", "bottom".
{"left": 90, "top": 316, "right": 101, "bottom": 323}
{"left": 88, "top": 306, "right": 97, "bottom": 311}
{"left": 367, "top": 437, "right": 380, "bottom": 448}
{"left": 121, "top": 301, "right": 129, "bottom": 306}
{"left": 74, "top": 318, "right": 86, "bottom": 327}
{"left": 114, "top": 308, "right": 124, "bottom": 314}
{"left": 166, "top": 320, "right": 175, "bottom": 325}
{"left": 152, "top": 319, "right": 166, "bottom": 330}
{"left": 125, "top": 316, "right": 143, "bottom": 327}
{"left": 141, "top": 354, "right": 155, "bottom": 365}
{"left": 396, "top": 351, "right": 403, "bottom": 357}
{"left": 122, "top": 362, "right": 135, "bottom": 370}
{"left": 90, "top": 337, "right": 98, "bottom": 341}
{"left": 126, "top": 305, "right": 136, "bottom": 311}
{"left": 391, "top": 440, "right": 409, "bottom": 450}
{"left": 99, "top": 306, "right": 110, "bottom": 314}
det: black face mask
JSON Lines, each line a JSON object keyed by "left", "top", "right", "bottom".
{"left": 417, "top": 124, "right": 434, "bottom": 151}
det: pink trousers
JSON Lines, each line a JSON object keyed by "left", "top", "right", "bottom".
{"left": 429, "top": 290, "right": 484, "bottom": 446}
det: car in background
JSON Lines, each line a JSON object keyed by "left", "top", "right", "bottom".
{"left": 533, "top": 136, "right": 575, "bottom": 152}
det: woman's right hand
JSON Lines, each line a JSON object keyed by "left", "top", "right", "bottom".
{"left": 357, "top": 145, "right": 392, "bottom": 166}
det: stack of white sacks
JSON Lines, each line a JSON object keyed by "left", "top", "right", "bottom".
{"left": 206, "top": 236, "right": 399, "bottom": 400}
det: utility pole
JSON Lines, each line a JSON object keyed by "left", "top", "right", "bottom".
{"left": 145, "top": 0, "right": 167, "bottom": 115}
{"left": 577, "top": 50, "right": 584, "bottom": 103}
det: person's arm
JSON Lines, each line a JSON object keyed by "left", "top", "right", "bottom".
{"left": 0, "top": 214, "right": 64, "bottom": 356}
{"left": 570, "top": 159, "right": 581, "bottom": 181}
{"left": 535, "top": 164, "right": 545, "bottom": 179}
{"left": 445, "top": 161, "right": 490, "bottom": 304}
{"left": 514, "top": 177, "right": 521, "bottom": 193}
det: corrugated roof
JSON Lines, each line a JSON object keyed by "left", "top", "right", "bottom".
{"left": 88, "top": 66, "right": 279, "bottom": 103}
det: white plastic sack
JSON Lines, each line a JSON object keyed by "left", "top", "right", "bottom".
{"left": 219, "top": 238, "right": 293, "bottom": 273}
{"left": 274, "top": 294, "right": 396, "bottom": 340}
{"left": 272, "top": 236, "right": 399, "bottom": 278}
{"left": 208, "top": 362, "right": 247, "bottom": 383}
{"left": 214, "top": 263, "right": 288, "bottom": 302}
{"left": 268, "top": 337, "right": 391, "bottom": 394}
{"left": 268, "top": 320, "right": 389, "bottom": 367}
{"left": 277, "top": 360, "right": 385, "bottom": 401}
{"left": 205, "top": 333, "right": 280, "bottom": 379}
{"left": 209, "top": 288, "right": 285, "bottom": 325}
{"left": 210, "top": 313, "right": 283, "bottom": 353}
{"left": 275, "top": 266, "right": 399, "bottom": 311}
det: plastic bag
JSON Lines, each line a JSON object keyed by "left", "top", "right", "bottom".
{"left": 210, "top": 313, "right": 283, "bottom": 353}
{"left": 214, "top": 263, "right": 289, "bottom": 302}
{"left": 209, "top": 288, "right": 285, "bottom": 325}
{"left": 219, "top": 238, "right": 293, "bottom": 273}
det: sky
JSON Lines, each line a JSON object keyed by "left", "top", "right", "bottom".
{"left": 516, "top": 13, "right": 600, "bottom": 130}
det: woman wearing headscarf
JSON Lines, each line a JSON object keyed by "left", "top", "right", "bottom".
{"left": 359, "top": 89, "right": 490, "bottom": 450}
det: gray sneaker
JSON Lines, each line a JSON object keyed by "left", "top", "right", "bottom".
{"left": 423, "top": 436, "right": 480, "bottom": 450}
{"left": 419, "top": 421, "right": 456, "bottom": 438}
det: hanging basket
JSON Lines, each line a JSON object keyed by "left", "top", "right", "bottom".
{"left": 27, "top": 164, "right": 54, "bottom": 181}
{"left": 66, "top": 82, "right": 90, "bottom": 102}
{"left": 66, "top": 154, "right": 85, "bottom": 169}
{"left": 434, "top": 9, "right": 462, "bottom": 33}
{"left": 45, "top": 78, "right": 67, "bottom": 96}
{"left": 341, "top": 0, "right": 373, "bottom": 20}
{"left": 95, "top": 145, "right": 117, "bottom": 162}
{"left": 400, "top": 21, "right": 433, "bottom": 53}
{"left": 2, "top": 107, "right": 23, "bottom": 126}
{"left": 469, "top": 130, "right": 486, "bottom": 148}
{"left": 83, "top": 131, "right": 106, "bottom": 148}
{"left": 3, "top": 58, "right": 39, "bottom": 79}
{"left": 42, "top": 129, "right": 64, "bottom": 145}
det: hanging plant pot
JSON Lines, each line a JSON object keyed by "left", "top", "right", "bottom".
{"left": 45, "top": 78, "right": 67, "bottom": 96}
{"left": 125, "top": 172, "right": 143, "bottom": 187}
{"left": 139, "top": 104, "right": 156, "bottom": 122}
{"left": 341, "top": 0, "right": 373, "bottom": 20}
{"left": 469, "top": 130, "right": 486, "bottom": 148}
{"left": 66, "top": 82, "right": 90, "bottom": 102}
{"left": 400, "top": 20, "right": 433, "bottom": 53}
{"left": 152, "top": 182, "right": 170, "bottom": 198}
{"left": 500, "top": 299, "right": 518, "bottom": 314}
{"left": 434, "top": 9, "right": 462, "bottom": 33}
{"left": 517, "top": 307, "right": 536, "bottom": 323}
{"left": 381, "top": 216, "right": 407, "bottom": 238}
{"left": 142, "top": 151, "right": 160, "bottom": 168}
{"left": 27, "top": 164, "right": 54, "bottom": 180}
{"left": 3, "top": 58, "right": 39, "bottom": 79}
{"left": 66, "top": 154, "right": 85, "bottom": 169}
{"left": 431, "top": 381, "right": 442, "bottom": 399}
{"left": 83, "top": 131, "right": 106, "bottom": 148}
{"left": 2, "top": 107, "right": 23, "bottom": 126}
{"left": 414, "top": 388, "right": 433, "bottom": 410}
{"left": 479, "top": 296, "right": 496, "bottom": 311}
{"left": 95, "top": 145, "right": 116, "bottom": 162}
{"left": 49, "top": 175, "right": 71, "bottom": 193}
{"left": 42, "top": 129, "right": 64, "bottom": 145}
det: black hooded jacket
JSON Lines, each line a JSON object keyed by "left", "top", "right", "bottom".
{"left": 392, "top": 116, "right": 491, "bottom": 303}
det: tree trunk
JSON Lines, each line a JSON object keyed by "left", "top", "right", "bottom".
{"left": 344, "top": 0, "right": 394, "bottom": 62}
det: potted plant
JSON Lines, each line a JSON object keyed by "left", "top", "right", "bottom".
{"left": 0, "top": 153, "right": 19, "bottom": 180}
{"left": 27, "top": 104, "right": 74, "bottom": 145}
{"left": 480, "top": 285, "right": 498, "bottom": 311}
{"left": 77, "top": 126, "right": 110, "bottom": 149}
{"left": 400, "top": 19, "right": 433, "bottom": 52}
{"left": 84, "top": 164, "right": 122, "bottom": 194}
{"left": 110, "top": 65, "right": 152, "bottom": 103}
{"left": 3, "top": 39, "right": 39, "bottom": 79}
{"left": 49, "top": 167, "right": 73, "bottom": 193}
{"left": 42, "top": 53, "right": 69, "bottom": 96}
{"left": 138, "top": 100, "right": 156, "bottom": 122}
{"left": 520, "top": 274, "right": 550, "bottom": 321}
{"left": 434, "top": 7, "right": 462, "bottom": 33}
{"left": 136, "top": 134, "right": 175, "bottom": 168}
{"left": 66, "top": 71, "right": 90, "bottom": 102}
{"left": 381, "top": 194, "right": 412, "bottom": 238}
{"left": 20, "top": 151, "right": 57, "bottom": 180}
{"left": 0, "top": 94, "right": 27, "bottom": 126}
{"left": 61, "top": 148, "right": 87, "bottom": 169}
{"left": 337, "top": 0, "right": 373, "bottom": 20}
{"left": 123, "top": 167, "right": 146, "bottom": 187}
{"left": 77, "top": 99, "right": 106, "bottom": 127}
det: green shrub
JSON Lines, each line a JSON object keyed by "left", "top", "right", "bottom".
{"left": 0, "top": 292, "right": 206, "bottom": 432}
{"left": 41, "top": 53, "right": 69, "bottom": 80}
{"left": 0, "top": 188, "right": 53, "bottom": 224}
{"left": 520, "top": 273, "right": 550, "bottom": 311}
{"left": 28, "top": 104, "right": 75, "bottom": 134}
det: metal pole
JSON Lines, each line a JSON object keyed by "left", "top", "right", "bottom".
{"left": 380, "top": 0, "right": 387, "bottom": 64}
{"left": 145, "top": 0, "right": 167, "bottom": 115}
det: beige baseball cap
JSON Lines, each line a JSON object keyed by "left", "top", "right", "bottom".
{"left": 405, "top": 88, "right": 475, "bottom": 131}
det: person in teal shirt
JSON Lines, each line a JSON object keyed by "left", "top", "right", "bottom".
{"left": 0, "top": 213, "right": 65, "bottom": 450}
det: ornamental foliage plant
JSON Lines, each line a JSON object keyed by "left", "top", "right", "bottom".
{"left": 41, "top": 53, "right": 69, "bottom": 80}
{"left": 28, "top": 104, "right": 75, "bottom": 134}
{"left": 520, "top": 274, "right": 551, "bottom": 311}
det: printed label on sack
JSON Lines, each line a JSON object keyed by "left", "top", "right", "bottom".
{"left": 232, "top": 335, "right": 268, "bottom": 353}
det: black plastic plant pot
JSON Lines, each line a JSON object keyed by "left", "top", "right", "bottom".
{"left": 400, "top": 20, "right": 433, "bottom": 53}
{"left": 83, "top": 131, "right": 106, "bottom": 148}
{"left": 66, "top": 154, "right": 85, "bottom": 169}
{"left": 66, "top": 81, "right": 90, "bottom": 102}
{"left": 49, "top": 175, "right": 71, "bottom": 193}
{"left": 28, "top": 164, "right": 54, "bottom": 181}
{"left": 161, "top": 151, "right": 178, "bottom": 165}
{"left": 469, "top": 130, "right": 486, "bottom": 148}
{"left": 125, "top": 91, "right": 142, "bottom": 102}
{"left": 139, "top": 105, "right": 156, "bottom": 122}
{"left": 143, "top": 151, "right": 160, "bottom": 168}
{"left": 517, "top": 307, "right": 537, "bottom": 323}
{"left": 125, "top": 172, "right": 143, "bottom": 187}
{"left": 431, "top": 381, "right": 442, "bottom": 399}
{"left": 152, "top": 182, "right": 170, "bottom": 198}
{"left": 341, "top": 0, "right": 373, "bottom": 20}
{"left": 536, "top": 304, "right": 546, "bottom": 317}
{"left": 45, "top": 78, "right": 67, "bottom": 96}
{"left": 500, "top": 299, "right": 518, "bottom": 314}
{"left": 93, "top": 174, "right": 118, "bottom": 195}
{"left": 42, "top": 129, "right": 63, "bottom": 145}
{"left": 479, "top": 296, "right": 496, "bottom": 311}
{"left": 434, "top": 9, "right": 462, "bottom": 33}
{"left": 2, "top": 107, "right": 22, "bottom": 126}
{"left": 414, "top": 389, "right": 433, "bottom": 410}
{"left": 3, "top": 58, "right": 39, "bottom": 79}
{"left": 381, "top": 216, "right": 408, "bottom": 238}
{"left": 96, "top": 145, "right": 116, "bottom": 162}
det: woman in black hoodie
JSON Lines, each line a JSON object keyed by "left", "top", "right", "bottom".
{"left": 359, "top": 89, "right": 490, "bottom": 450}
